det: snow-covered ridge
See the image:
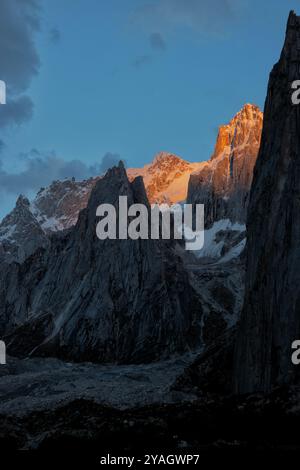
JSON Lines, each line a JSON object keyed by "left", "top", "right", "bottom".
{"left": 197, "top": 219, "right": 246, "bottom": 261}
{"left": 2, "top": 152, "right": 204, "bottom": 238}
{"left": 30, "top": 176, "right": 100, "bottom": 233}
{"left": 127, "top": 152, "right": 205, "bottom": 205}
{"left": 0, "top": 104, "right": 262, "bottom": 264}
{"left": 0, "top": 195, "right": 49, "bottom": 262}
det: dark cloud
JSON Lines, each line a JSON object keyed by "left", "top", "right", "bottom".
{"left": 131, "top": 0, "right": 245, "bottom": 37}
{"left": 132, "top": 54, "right": 152, "bottom": 68}
{"left": 0, "top": 141, "right": 5, "bottom": 154}
{"left": 0, "top": 0, "right": 41, "bottom": 94}
{"left": 99, "top": 152, "right": 124, "bottom": 173}
{"left": 149, "top": 32, "right": 166, "bottom": 51}
{"left": 49, "top": 27, "right": 61, "bottom": 44}
{"left": 0, "top": 96, "right": 34, "bottom": 128}
{"left": 0, "top": 0, "right": 41, "bottom": 127}
{"left": 0, "top": 150, "right": 123, "bottom": 196}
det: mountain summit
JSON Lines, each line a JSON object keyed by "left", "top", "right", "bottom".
{"left": 188, "top": 104, "right": 263, "bottom": 226}
{"left": 127, "top": 152, "right": 204, "bottom": 205}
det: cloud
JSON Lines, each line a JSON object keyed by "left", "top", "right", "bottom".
{"left": 132, "top": 54, "right": 152, "bottom": 68}
{"left": 132, "top": 31, "right": 166, "bottom": 69}
{"left": 149, "top": 32, "right": 166, "bottom": 51}
{"left": 130, "top": 0, "right": 244, "bottom": 66}
{"left": 131, "top": 0, "right": 246, "bottom": 37}
{"left": 0, "top": 0, "right": 41, "bottom": 127}
{"left": 0, "top": 141, "right": 5, "bottom": 154}
{"left": 0, "top": 96, "right": 34, "bottom": 128}
{"left": 0, "top": 150, "right": 123, "bottom": 196}
{"left": 49, "top": 27, "right": 61, "bottom": 44}
{"left": 0, "top": 0, "right": 41, "bottom": 94}
{"left": 99, "top": 152, "right": 124, "bottom": 173}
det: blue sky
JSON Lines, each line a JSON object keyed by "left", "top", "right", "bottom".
{"left": 0, "top": 0, "right": 299, "bottom": 217}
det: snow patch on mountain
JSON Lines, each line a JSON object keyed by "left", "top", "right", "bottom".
{"left": 127, "top": 152, "right": 205, "bottom": 205}
{"left": 194, "top": 219, "right": 246, "bottom": 261}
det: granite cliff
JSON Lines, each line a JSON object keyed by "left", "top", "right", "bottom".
{"left": 235, "top": 11, "right": 300, "bottom": 393}
{"left": 188, "top": 104, "right": 263, "bottom": 227}
{"left": 0, "top": 164, "right": 205, "bottom": 362}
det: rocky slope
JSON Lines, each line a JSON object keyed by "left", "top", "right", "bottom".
{"left": 31, "top": 176, "right": 100, "bottom": 233}
{"left": 0, "top": 195, "right": 49, "bottom": 263}
{"left": 0, "top": 108, "right": 262, "bottom": 264}
{"left": 30, "top": 153, "right": 202, "bottom": 234}
{"left": 0, "top": 163, "right": 206, "bottom": 363}
{"left": 187, "top": 104, "right": 263, "bottom": 227}
{"left": 234, "top": 11, "right": 300, "bottom": 394}
{"left": 0, "top": 153, "right": 202, "bottom": 265}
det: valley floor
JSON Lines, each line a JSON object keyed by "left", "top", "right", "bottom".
{"left": 1, "top": 353, "right": 300, "bottom": 454}
{"left": 0, "top": 353, "right": 200, "bottom": 418}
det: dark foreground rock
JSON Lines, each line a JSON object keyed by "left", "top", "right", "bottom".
{"left": 2, "top": 388, "right": 300, "bottom": 453}
{"left": 235, "top": 11, "right": 300, "bottom": 394}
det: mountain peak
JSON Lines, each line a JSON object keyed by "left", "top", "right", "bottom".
{"left": 152, "top": 152, "right": 185, "bottom": 166}
{"left": 16, "top": 194, "right": 30, "bottom": 208}
{"left": 241, "top": 103, "right": 260, "bottom": 110}
{"left": 188, "top": 104, "right": 263, "bottom": 226}
{"left": 126, "top": 152, "right": 203, "bottom": 205}
{"left": 212, "top": 103, "right": 263, "bottom": 161}
{"left": 0, "top": 193, "right": 48, "bottom": 263}
{"left": 230, "top": 103, "right": 262, "bottom": 125}
{"left": 287, "top": 10, "right": 300, "bottom": 27}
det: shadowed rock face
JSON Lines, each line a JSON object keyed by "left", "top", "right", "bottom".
{"left": 0, "top": 163, "right": 204, "bottom": 363}
{"left": 187, "top": 104, "right": 263, "bottom": 227}
{"left": 235, "top": 11, "right": 300, "bottom": 394}
{"left": 31, "top": 177, "right": 100, "bottom": 232}
{"left": 0, "top": 154, "right": 205, "bottom": 263}
{"left": 0, "top": 195, "right": 49, "bottom": 263}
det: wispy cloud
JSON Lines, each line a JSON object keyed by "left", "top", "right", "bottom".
{"left": 0, "top": 96, "right": 34, "bottom": 128}
{"left": 149, "top": 32, "right": 166, "bottom": 51}
{"left": 99, "top": 152, "right": 124, "bottom": 173}
{"left": 49, "top": 27, "right": 61, "bottom": 44}
{"left": 132, "top": 54, "right": 152, "bottom": 69}
{"left": 131, "top": 0, "right": 247, "bottom": 37}
{"left": 0, "top": 141, "right": 5, "bottom": 154}
{"left": 130, "top": 0, "right": 246, "bottom": 68}
{"left": 0, "top": 0, "right": 41, "bottom": 128}
{"left": 0, "top": 150, "right": 123, "bottom": 196}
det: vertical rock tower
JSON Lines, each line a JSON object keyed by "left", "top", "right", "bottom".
{"left": 235, "top": 11, "right": 300, "bottom": 393}
{"left": 187, "top": 104, "right": 263, "bottom": 226}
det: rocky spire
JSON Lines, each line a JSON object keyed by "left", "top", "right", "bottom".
{"left": 234, "top": 11, "right": 300, "bottom": 393}
{"left": 187, "top": 104, "right": 263, "bottom": 226}
{"left": 16, "top": 194, "right": 30, "bottom": 208}
{"left": 1, "top": 163, "right": 204, "bottom": 362}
